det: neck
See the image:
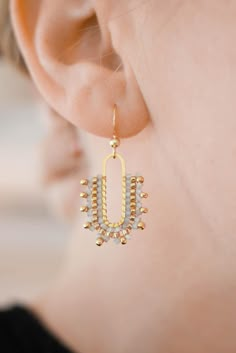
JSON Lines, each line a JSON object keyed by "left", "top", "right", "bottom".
{"left": 30, "top": 123, "right": 222, "bottom": 353}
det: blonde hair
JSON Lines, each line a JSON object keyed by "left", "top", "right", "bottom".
{"left": 0, "top": 0, "right": 27, "bottom": 73}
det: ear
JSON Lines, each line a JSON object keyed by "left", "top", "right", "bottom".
{"left": 10, "top": 0, "right": 149, "bottom": 137}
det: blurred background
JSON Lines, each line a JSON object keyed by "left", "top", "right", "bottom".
{"left": 0, "top": 60, "right": 69, "bottom": 306}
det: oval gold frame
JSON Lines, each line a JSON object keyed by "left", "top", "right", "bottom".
{"left": 102, "top": 153, "right": 126, "bottom": 228}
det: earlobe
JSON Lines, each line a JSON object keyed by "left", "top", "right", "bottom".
{"left": 10, "top": 0, "right": 149, "bottom": 137}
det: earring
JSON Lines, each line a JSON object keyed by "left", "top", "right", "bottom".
{"left": 80, "top": 105, "right": 148, "bottom": 246}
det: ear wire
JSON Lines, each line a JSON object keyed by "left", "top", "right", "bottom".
{"left": 110, "top": 104, "right": 120, "bottom": 158}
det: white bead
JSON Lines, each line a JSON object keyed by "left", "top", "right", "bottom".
{"left": 103, "top": 236, "right": 110, "bottom": 242}
{"left": 133, "top": 222, "right": 138, "bottom": 229}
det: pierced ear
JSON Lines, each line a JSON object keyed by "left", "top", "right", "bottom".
{"left": 11, "top": 0, "right": 149, "bottom": 137}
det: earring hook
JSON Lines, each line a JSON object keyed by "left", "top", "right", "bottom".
{"left": 110, "top": 104, "right": 120, "bottom": 158}
{"left": 112, "top": 104, "right": 118, "bottom": 138}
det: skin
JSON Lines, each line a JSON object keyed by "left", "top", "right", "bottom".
{"left": 10, "top": 0, "right": 236, "bottom": 352}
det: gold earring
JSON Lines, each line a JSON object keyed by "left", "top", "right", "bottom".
{"left": 80, "top": 105, "right": 148, "bottom": 246}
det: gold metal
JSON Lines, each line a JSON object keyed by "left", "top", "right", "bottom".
{"left": 120, "top": 236, "right": 127, "bottom": 245}
{"left": 80, "top": 106, "right": 148, "bottom": 245}
{"left": 112, "top": 104, "right": 118, "bottom": 136}
{"left": 80, "top": 206, "right": 89, "bottom": 212}
{"left": 99, "top": 229, "right": 106, "bottom": 236}
{"left": 96, "top": 237, "right": 104, "bottom": 246}
{"left": 83, "top": 222, "right": 91, "bottom": 229}
{"left": 110, "top": 104, "right": 120, "bottom": 158}
{"left": 140, "top": 192, "right": 148, "bottom": 199}
{"left": 101, "top": 153, "right": 126, "bottom": 228}
{"left": 80, "top": 192, "right": 88, "bottom": 198}
{"left": 80, "top": 179, "right": 88, "bottom": 186}
{"left": 137, "top": 221, "right": 146, "bottom": 230}
{"left": 110, "top": 138, "right": 120, "bottom": 149}
{"left": 94, "top": 223, "right": 100, "bottom": 230}
{"left": 137, "top": 176, "right": 144, "bottom": 184}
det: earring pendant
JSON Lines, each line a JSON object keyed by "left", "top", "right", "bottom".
{"left": 80, "top": 105, "right": 148, "bottom": 246}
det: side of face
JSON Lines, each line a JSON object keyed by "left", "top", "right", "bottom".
{"left": 10, "top": 0, "right": 236, "bottom": 238}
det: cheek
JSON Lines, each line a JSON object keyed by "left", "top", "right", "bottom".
{"left": 126, "top": 2, "right": 236, "bottom": 235}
